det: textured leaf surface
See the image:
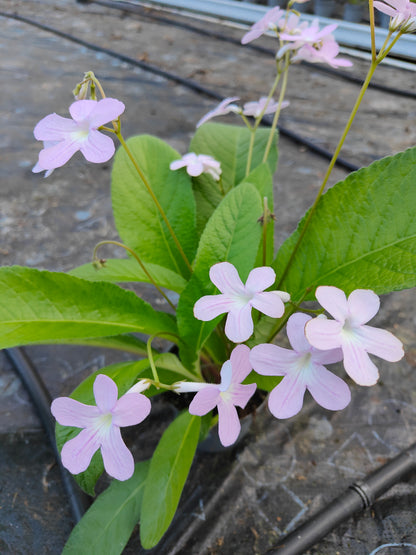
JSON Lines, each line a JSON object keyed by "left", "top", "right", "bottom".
{"left": 63, "top": 461, "right": 149, "bottom": 555}
{"left": 176, "top": 183, "right": 263, "bottom": 368}
{"left": 70, "top": 259, "right": 186, "bottom": 293}
{"left": 111, "top": 135, "right": 196, "bottom": 276}
{"left": 140, "top": 411, "right": 200, "bottom": 549}
{"left": 274, "top": 147, "right": 416, "bottom": 300}
{"left": 0, "top": 267, "right": 177, "bottom": 349}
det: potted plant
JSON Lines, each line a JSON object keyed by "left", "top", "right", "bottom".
{"left": 2, "top": 1, "right": 416, "bottom": 552}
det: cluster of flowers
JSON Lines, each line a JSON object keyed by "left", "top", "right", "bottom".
{"left": 52, "top": 261, "right": 404, "bottom": 481}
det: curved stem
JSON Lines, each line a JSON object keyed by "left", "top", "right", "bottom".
{"left": 276, "top": 61, "right": 377, "bottom": 289}
{"left": 116, "top": 132, "right": 193, "bottom": 276}
{"left": 368, "top": 0, "right": 377, "bottom": 63}
{"left": 92, "top": 240, "right": 176, "bottom": 310}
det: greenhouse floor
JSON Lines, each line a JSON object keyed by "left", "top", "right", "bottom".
{"left": 1, "top": 0, "right": 416, "bottom": 553}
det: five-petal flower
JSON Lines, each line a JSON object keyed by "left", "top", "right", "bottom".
{"left": 196, "top": 97, "right": 240, "bottom": 128}
{"left": 170, "top": 152, "right": 221, "bottom": 180}
{"left": 305, "top": 286, "right": 404, "bottom": 386}
{"left": 176, "top": 345, "right": 256, "bottom": 447}
{"left": 373, "top": 0, "right": 416, "bottom": 32}
{"left": 250, "top": 312, "right": 350, "bottom": 419}
{"left": 242, "top": 96, "right": 289, "bottom": 118}
{"left": 194, "top": 262, "right": 290, "bottom": 343}
{"left": 33, "top": 98, "right": 125, "bottom": 175}
{"left": 51, "top": 374, "right": 151, "bottom": 481}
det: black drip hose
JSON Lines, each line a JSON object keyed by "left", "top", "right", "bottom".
{"left": 1, "top": 10, "right": 358, "bottom": 172}
{"left": 267, "top": 442, "right": 416, "bottom": 554}
{"left": 4, "top": 347, "right": 90, "bottom": 523}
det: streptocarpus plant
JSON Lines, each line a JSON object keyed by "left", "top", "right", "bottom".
{"left": 2, "top": 0, "right": 416, "bottom": 551}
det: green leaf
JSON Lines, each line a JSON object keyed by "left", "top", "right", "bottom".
{"left": 176, "top": 183, "right": 263, "bottom": 368}
{"left": 62, "top": 460, "right": 150, "bottom": 555}
{"left": 140, "top": 411, "right": 200, "bottom": 549}
{"left": 274, "top": 147, "right": 416, "bottom": 301}
{"left": 111, "top": 135, "right": 197, "bottom": 276}
{"left": 70, "top": 259, "right": 186, "bottom": 294}
{"left": 190, "top": 122, "right": 278, "bottom": 232}
{"left": 43, "top": 334, "right": 149, "bottom": 356}
{"left": 0, "top": 267, "right": 177, "bottom": 349}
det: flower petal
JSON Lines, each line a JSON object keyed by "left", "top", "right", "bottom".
{"left": 315, "top": 286, "right": 348, "bottom": 321}
{"left": 251, "top": 291, "right": 285, "bottom": 318}
{"left": 79, "top": 129, "right": 116, "bottom": 163}
{"left": 69, "top": 99, "right": 98, "bottom": 122}
{"left": 217, "top": 399, "right": 241, "bottom": 447}
{"left": 34, "top": 113, "right": 78, "bottom": 141}
{"left": 229, "top": 344, "right": 253, "bottom": 383}
{"left": 100, "top": 425, "right": 134, "bottom": 480}
{"left": 38, "top": 139, "right": 80, "bottom": 170}
{"left": 347, "top": 289, "right": 380, "bottom": 325}
{"left": 94, "top": 374, "right": 118, "bottom": 413}
{"left": 60, "top": 428, "right": 101, "bottom": 475}
{"left": 189, "top": 386, "right": 219, "bottom": 416}
{"left": 286, "top": 312, "right": 312, "bottom": 353}
{"left": 112, "top": 393, "right": 151, "bottom": 427}
{"left": 342, "top": 341, "right": 379, "bottom": 386}
{"left": 88, "top": 98, "right": 125, "bottom": 127}
{"left": 209, "top": 262, "right": 245, "bottom": 296}
{"left": 230, "top": 383, "right": 257, "bottom": 409}
{"left": 51, "top": 397, "right": 100, "bottom": 428}
{"left": 193, "top": 294, "right": 235, "bottom": 321}
{"left": 305, "top": 318, "right": 343, "bottom": 350}
{"left": 268, "top": 374, "right": 306, "bottom": 419}
{"left": 225, "top": 302, "right": 253, "bottom": 342}
{"left": 306, "top": 365, "right": 351, "bottom": 411}
{"left": 250, "top": 343, "right": 299, "bottom": 376}
{"left": 245, "top": 266, "right": 276, "bottom": 293}
{"left": 358, "top": 325, "right": 404, "bottom": 362}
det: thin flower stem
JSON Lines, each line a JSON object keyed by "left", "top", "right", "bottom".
{"left": 377, "top": 30, "right": 403, "bottom": 63}
{"left": 368, "top": 0, "right": 377, "bottom": 63}
{"left": 262, "top": 53, "right": 290, "bottom": 164}
{"left": 146, "top": 332, "right": 198, "bottom": 385}
{"left": 245, "top": 70, "right": 282, "bottom": 176}
{"left": 92, "top": 240, "right": 176, "bottom": 310}
{"left": 261, "top": 196, "right": 270, "bottom": 266}
{"left": 116, "top": 131, "right": 193, "bottom": 276}
{"left": 276, "top": 61, "right": 378, "bottom": 290}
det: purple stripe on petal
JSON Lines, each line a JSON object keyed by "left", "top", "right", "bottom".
{"left": 80, "top": 130, "right": 115, "bottom": 163}
{"left": 112, "top": 393, "right": 151, "bottom": 427}
{"left": 38, "top": 139, "right": 80, "bottom": 170}
{"left": 51, "top": 397, "right": 99, "bottom": 428}
{"left": 251, "top": 291, "right": 285, "bottom": 318}
{"left": 189, "top": 387, "right": 219, "bottom": 416}
{"left": 209, "top": 262, "right": 245, "bottom": 296}
{"left": 60, "top": 428, "right": 101, "bottom": 475}
{"left": 315, "top": 286, "right": 348, "bottom": 321}
{"left": 94, "top": 374, "right": 118, "bottom": 413}
{"left": 217, "top": 400, "right": 241, "bottom": 447}
{"left": 225, "top": 303, "right": 253, "bottom": 343}
{"left": 286, "top": 313, "right": 312, "bottom": 353}
{"left": 305, "top": 318, "right": 343, "bottom": 351}
{"left": 34, "top": 113, "right": 78, "bottom": 141}
{"left": 342, "top": 342, "right": 379, "bottom": 386}
{"left": 193, "top": 294, "right": 234, "bottom": 321}
{"left": 347, "top": 289, "right": 380, "bottom": 325}
{"left": 230, "top": 383, "right": 257, "bottom": 409}
{"left": 268, "top": 374, "right": 306, "bottom": 419}
{"left": 306, "top": 365, "right": 351, "bottom": 411}
{"left": 250, "top": 343, "right": 298, "bottom": 376}
{"left": 88, "top": 98, "right": 125, "bottom": 128}
{"left": 358, "top": 325, "right": 404, "bottom": 362}
{"left": 69, "top": 100, "right": 98, "bottom": 122}
{"left": 229, "top": 344, "right": 252, "bottom": 383}
{"left": 245, "top": 266, "right": 276, "bottom": 293}
{"left": 100, "top": 426, "right": 134, "bottom": 481}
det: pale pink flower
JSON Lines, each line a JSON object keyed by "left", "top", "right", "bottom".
{"left": 175, "top": 345, "right": 256, "bottom": 447}
{"left": 170, "top": 152, "right": 221, "bottom": 180}
{"left": 250, "top": 313, "right": 349, "bottom": 419}
{"left": 242, "top": 96, "right": 290, "bottom": 118}
{"left": 196, "top": 97, "right": 240, "bottom": 128}
{"left": 305, "top": 286, "right": 404, "bottom": 387}
{"left": 293, "top": 36, "right": 353, "bottom": 68}
{"left": 373, "top": 0, "right": 416, "bottom": 32}
{"left": 194, "top": 262, "right": 290, "bottom": 343}
{"left": 279, "top": 18, "right": 338, "bottom": 44}
{"left": 51, "top": 374, "right": 151, "bottom": 481}
{"left": 241, "top": 6, "right": 285, "bottom": 44}
{"left": 33, "top": 98, "right": 125, "bottom": 175}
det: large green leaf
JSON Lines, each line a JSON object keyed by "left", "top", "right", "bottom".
{"left": 111, "top": 135, "right": 197, "bottom": 276}
{"left": 62, "top": 460, "right": 149, "bottom": 555}
{"left": 70, "top": 259, "right": 186, "bottom": 294}
{"left": 190, "top": 122, "right": 278, "bottom": 232}
{"left": 177, "top": 183, "right": 263, "bottom": 369}
{"left": 0, "top": 267, "right": 177, "bottom": 349}
{"left": 274, "top": 147, "right": 416, "bottom": 301}
{"left": 140, "top": 411, "right": 200, "bottom": 549}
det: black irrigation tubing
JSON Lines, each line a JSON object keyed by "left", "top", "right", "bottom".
{"left": 267, "top": 442, "right": 416, "bottom": 554}
{"left": 90, "top": 0, "right": 416, "bottom": 99}
{"left": 4, "top": 347, "right": 91, "bottom": 523}
{"left": 1, "top": 9, "right": 359, "bottom": 172}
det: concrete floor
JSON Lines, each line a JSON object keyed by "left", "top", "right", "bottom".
{"left": 1, "top": 1, "right": 416, "bottom": 553}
